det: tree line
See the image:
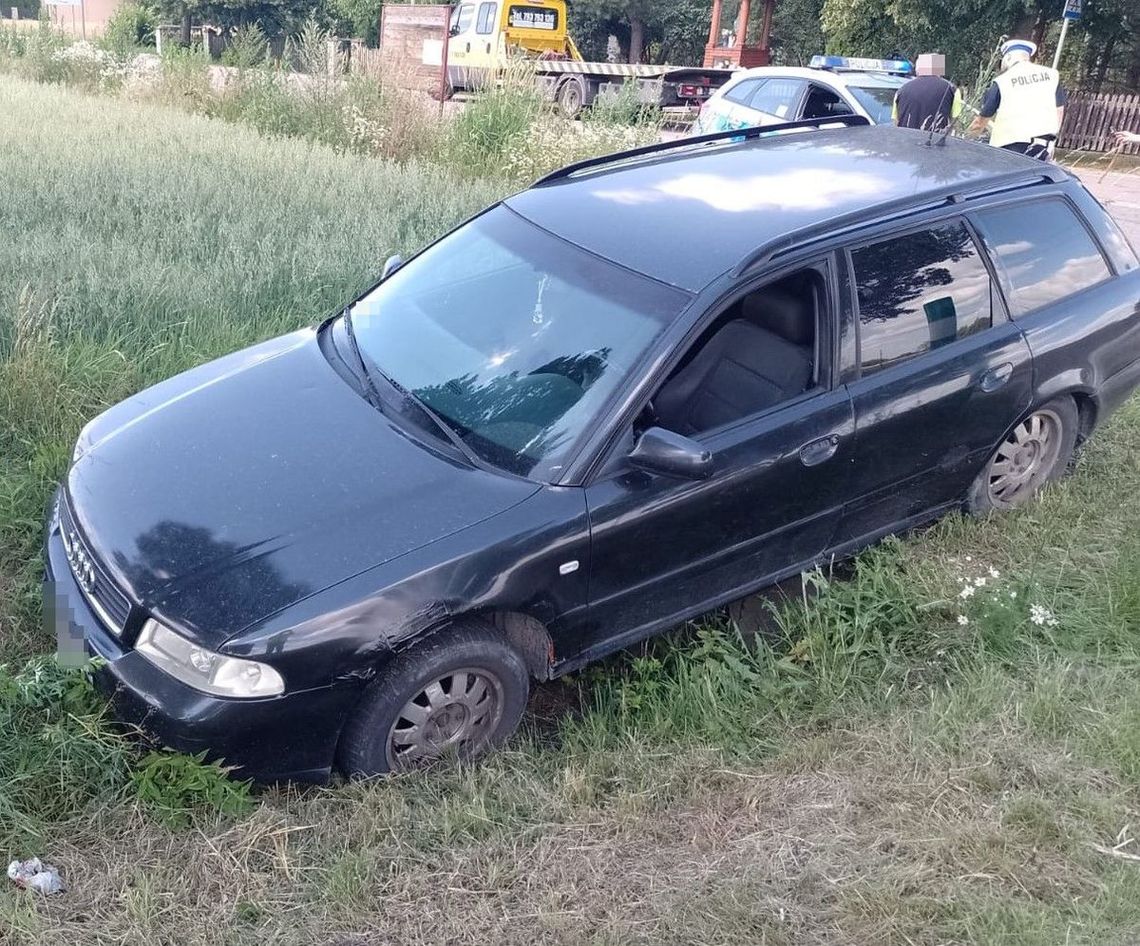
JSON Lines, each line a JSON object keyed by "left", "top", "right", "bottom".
{"left": 11, "top": 0, "right": 1133, "bottom": 92}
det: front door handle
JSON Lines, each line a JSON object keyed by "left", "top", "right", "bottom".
{"left": 466, "top": 41, "right": 471, "bottom": 53}
{"left": 980, "top": 362, "right": 1014, "bottom": 392}
{"left": 799, "top": 434, "right": 840, "bottom": 467}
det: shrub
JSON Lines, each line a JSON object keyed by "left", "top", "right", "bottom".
{"left": 101, "top": 1, "right": 156, "bottom": 57}
{"left": 445, "top": 61, "right": 544, "bottom": 175}
{"left": 222, "top": 22, "right": 268, "bottom": 69}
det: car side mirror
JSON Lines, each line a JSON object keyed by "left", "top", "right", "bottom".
{"left": 628, "top": 427, "right": 713, "bottom": 480}
{"left": 381, "top": 254, "right": 404, "bottom": 280}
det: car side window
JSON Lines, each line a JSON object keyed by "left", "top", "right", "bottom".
{"left": 749, "top": 78, "right": 807, "bottom": 119}
{"left": 645, "top": 267, "right": 824, "bottom": 438}
{"left": 724, "top": 78, "right": 764, "bottom": 105}
{"left": 973, "top": 200, "right": 1112, "bottom": 315}
{"left": 476, "top": 2, "right": 497, "bottom": 34}
{"left": 852, "top": 221, "right": 992, "bottom": 376}
{"left": 801, "top": 84, "right": 852, "bottom": 120}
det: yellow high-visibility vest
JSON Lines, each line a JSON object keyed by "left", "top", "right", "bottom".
{"left": 990, "top": 61, "right": 1062, "bottom": 148}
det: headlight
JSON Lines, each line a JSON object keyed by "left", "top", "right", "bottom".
{"left": 135, "top": 619, "right": 285, "bottom": 698}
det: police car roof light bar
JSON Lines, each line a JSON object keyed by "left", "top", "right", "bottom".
{"left": 809, "top": 54, "right": 914, "bottom": 75}
{"left": 533, "top": 114, "right": 872, "bottom": 186}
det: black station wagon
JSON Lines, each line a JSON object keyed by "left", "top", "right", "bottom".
{"left": 45, "top": 118, "right": 1140, "bottom": 781}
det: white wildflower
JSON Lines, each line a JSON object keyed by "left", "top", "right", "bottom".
{"left": 959, "top": 585, "right": 976, "bottom": 600}
{"left": 957, "top": 615, "right": 969, "bottom": 626}
{"left": 1029, "top": 604, "right": 1059, "bottom": 627}
{"left": 988, "top": 567, "right": 1000, "bottom": 578}
{"left": 1009, "top": 590, "right": 1017, "bottom": 599}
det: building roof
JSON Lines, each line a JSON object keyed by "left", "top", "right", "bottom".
{"left": 506, "top": 124, "right": 1056, "bottom": 292}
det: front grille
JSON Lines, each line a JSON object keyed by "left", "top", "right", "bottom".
{"left": 59, "top": 496, "right": 132, "bottom": 636}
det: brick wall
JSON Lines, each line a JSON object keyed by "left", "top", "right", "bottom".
{"left": 379, "top": 4, "right": 449, "bottom": 93}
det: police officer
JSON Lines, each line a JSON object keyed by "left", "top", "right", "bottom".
{"left": 893, "top": 53, "right": 963, "bottom": 130}
{"left": 970, "top": 39, "right": 1068, "bottom": 157}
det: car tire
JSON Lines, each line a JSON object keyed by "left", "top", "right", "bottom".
{"left": 337, "top": 619, "right": 529, "bottom": 778}
{"left": 967, "top": 396, "right": 1078, "bottom": 513}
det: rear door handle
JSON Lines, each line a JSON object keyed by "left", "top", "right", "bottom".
{"left": 980, "top": 362, "right": 1014, "bottom": 392}
{"left": 799, "top": 434, "right": 840, "bottom": 467}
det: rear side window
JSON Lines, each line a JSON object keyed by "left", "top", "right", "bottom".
{"left": 724, "top": 78, "right": 763, "bottom": 105}
{"left": 749, "top": 78, "right": 807, "bottom": 119}
{"left": 974, "top": 200, "right": 1112, "bottom": 315}
{"left": 852, "top": 221, "right": 993, "bottom": 375}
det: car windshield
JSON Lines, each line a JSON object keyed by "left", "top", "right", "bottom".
{"left": 347, "top": 207, "right": 689, "bottom": 480}
{"left": 848, "top": 82, "right": 903, "bottom": 123}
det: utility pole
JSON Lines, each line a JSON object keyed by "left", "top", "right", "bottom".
{"left": 1052, "top": 0, "right": 1081, "bottom": 70}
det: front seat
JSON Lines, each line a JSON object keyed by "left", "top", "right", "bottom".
{"left": 655, "top": 289, "right": 814, "bottom": 436}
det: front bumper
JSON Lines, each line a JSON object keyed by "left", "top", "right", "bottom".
{"left": 44, "top": 498, "right": 357, "bottom": 783}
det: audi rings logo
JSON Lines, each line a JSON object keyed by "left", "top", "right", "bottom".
{"left": 65, "top": 530, "right": 97, "bottom": 595}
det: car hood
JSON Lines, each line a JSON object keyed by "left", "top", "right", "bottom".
{"left": 66, "top": 328, "right": 539, "bottom": 648}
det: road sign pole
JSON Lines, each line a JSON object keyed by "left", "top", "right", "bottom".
{"left": 1051, "top": 17, "right": 1069, "bottom": 70}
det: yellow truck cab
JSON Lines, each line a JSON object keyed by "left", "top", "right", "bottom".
{"left": 392, "top": 1, "right": 733, "bottom": 118}
{"left": 447, "top": 0, "right": 579, "bottom": 80}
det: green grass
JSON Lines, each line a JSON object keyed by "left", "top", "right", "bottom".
{"left": 3, "top": 76, "right": 1140, "bottom": 945}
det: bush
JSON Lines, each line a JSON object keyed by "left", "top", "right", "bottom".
{"left": 101, "top": 1, "right": 156, "bottom": 57}
{"left": 445, "top": 61, "right": 544, "bottom": 175}
{"left": 221, "top": 22, "right": 267, "bottom": 69}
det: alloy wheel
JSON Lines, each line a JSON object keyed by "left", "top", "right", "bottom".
{"left": 385, "top": 668, "right": 504, "bottom": 770}
{"left": 986, "top": 408, "right": 1063, "bottom": 509}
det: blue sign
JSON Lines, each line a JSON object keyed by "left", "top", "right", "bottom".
{"left": 1063, "top": 0, "right": 1081, "bottom": 20}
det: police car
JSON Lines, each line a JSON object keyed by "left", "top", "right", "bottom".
{"left": 693, "top": 56, "right": 912, "bottom": 135}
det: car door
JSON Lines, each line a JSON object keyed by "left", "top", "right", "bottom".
{"left": 746, "top": 77, "right": 808, "bottom": 123}
{"left": 833, "top": 217, "right": 1034, "bottom": 546}
{"left": 446, "top": 2, "right": 478, "bottom": 87}
{"left": 577, "top": 260, "right": 855, "bottom": 660}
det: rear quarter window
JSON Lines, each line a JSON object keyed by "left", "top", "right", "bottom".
{"left": 974, "top": 200, "right": 1112, "bottom": 316}
{"left": 724, "top": 78, "right": 764, "bottom": 105}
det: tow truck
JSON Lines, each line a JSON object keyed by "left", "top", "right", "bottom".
{"left": 382, "top": 0, "right": 738, "bottom": 119}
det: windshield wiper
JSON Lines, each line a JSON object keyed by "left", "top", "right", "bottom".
{"left": 341, "top": 310, "right": 486, "bottom": 471}
{"left": 341, "top": 307, "right": 386, "bottom": 412}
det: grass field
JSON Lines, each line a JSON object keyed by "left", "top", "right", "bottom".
{"left": 3, "top": 77, "right": 1140, "bottom": 945}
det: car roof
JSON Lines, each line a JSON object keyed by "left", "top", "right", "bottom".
{"left": 506, "top": 124, "right": 1056, "bottom": 293}
{"left": 721, "top": 66, "right": 906, "bottom": 90}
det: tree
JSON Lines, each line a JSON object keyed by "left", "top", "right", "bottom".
{"left": 572, "top": 0, "right": 688, "bottom": 63}
{"left": 768, "top": 0, "right": 824, "bottom": 65}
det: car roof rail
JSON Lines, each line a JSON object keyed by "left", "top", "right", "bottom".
{"left": 531, "top": 114, "right": 872, "bottom": 187}
{"left": 732, "top": 167, "right": 1068, "bottom": 274}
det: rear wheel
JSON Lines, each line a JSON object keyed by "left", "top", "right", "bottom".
{"left": 338, "top": 620, "right": 529, "bottom": 777}
{"left": 557, "top": 79, "right": 585, "bottom": 119}
{"left": 968, "top": 397, "right": 1078, "bottom": 513}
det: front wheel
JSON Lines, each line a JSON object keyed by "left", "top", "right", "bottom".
{"left": 337, "top": 620, "right": 529, "bottom": 777}
{"left": 968, "top": 396, "right": 1078, "bottom": 513}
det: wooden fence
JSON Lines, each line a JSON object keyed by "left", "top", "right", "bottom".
{"left": 1057, "top": 91, "right": 1140, "bottom": 155}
